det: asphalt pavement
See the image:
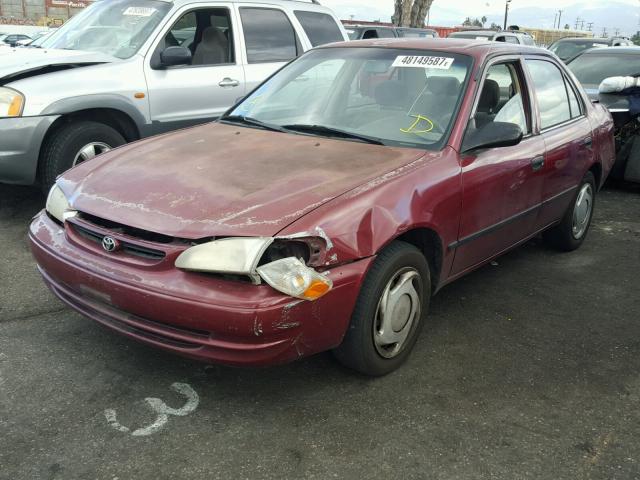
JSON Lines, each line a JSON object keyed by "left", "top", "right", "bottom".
{"left": 1, "top": 182, "right": 639, "bottom": 480}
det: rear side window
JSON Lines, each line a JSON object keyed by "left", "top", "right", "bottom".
{"left": 294, "top": 11, "right": 343, "bottom": 47}
{"left": 377, "top": 28, "right": 396, "bottom": 38}
{"left": 526, "top": 59, "right": 572, "bottom": 129}
{"left": 522, "top": 36, "right": 535, "bottom": 46}
{"left": 240, "top": 8, "right": 298, "bottom": 63}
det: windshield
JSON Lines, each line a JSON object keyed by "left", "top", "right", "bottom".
{"left": 225, "top": 47, "right": 472, "bottom": 150}
{"left": 40, "top": 0, "right": 170, "bottom": 59}
{"left": 569, "top": 53, "right": 640, "bottom": 88}
{"left": 550, "top": 41, "right": 607, "bottom": 61}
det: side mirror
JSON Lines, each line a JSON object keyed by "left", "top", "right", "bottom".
{"left": 462, "top": 121, "right": 523, "bottom": 152}
{"left": 159, "top": 46, "right": 192, "bottom": 67}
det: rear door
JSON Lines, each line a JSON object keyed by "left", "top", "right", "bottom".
{"left": 452, "top": 57, "right": 546, "bottom": 274}
{"left": 524, "top": 57, "right": 594, "bottom": 229}
{"left": 236, "top": 5, "right": 303, "bottom": 94}
{"left": 144, "top": 4, "right": 245, "bottom": 133}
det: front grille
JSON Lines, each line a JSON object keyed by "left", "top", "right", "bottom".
{"left": 79, "top": 212, "right": 175, "bottom": 244}
{"left": 72, "top": 223, "right": 166, "bottom": 261}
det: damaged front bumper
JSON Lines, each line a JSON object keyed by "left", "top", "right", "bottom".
{"left": 0, "top": 115, "right": 59, "bottom": 185}
{"left": 29, "top": 211, "right": 373, "bottom": 366}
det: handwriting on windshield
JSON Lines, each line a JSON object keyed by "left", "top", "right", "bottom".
{"left": 401, "top": 115, "right": 435, "bottom": 134}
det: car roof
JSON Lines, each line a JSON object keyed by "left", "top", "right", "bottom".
{"left": 167, "top": 0, "right": 336, "bottom": 13}
{"left": 581, "top": 46, "right": 640, "bottom": 55}
{"left": 322, "top": 37, "right": 547, "bottom": 58}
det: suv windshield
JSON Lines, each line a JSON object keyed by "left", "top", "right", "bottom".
{"left": 225, "top": 47, "right": 471, "bottom": 150}
{"left": 569, "top": 53, "right": 640, "bottom": 88}
{"left": 40, "top": 0, "right": 170, "bottom": 59}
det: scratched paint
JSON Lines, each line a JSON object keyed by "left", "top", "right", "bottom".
{"left": 104, "top": 382, "right": 199, "bottom": 436}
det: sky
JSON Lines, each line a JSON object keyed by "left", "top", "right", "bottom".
{"left": 322, "top": 0, "right": 640, "bottom": 35}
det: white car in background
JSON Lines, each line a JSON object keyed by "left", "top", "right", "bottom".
{"left": 0, "top": 0, "right": 348, "bottom": 190}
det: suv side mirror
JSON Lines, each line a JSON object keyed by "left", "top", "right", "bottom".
{"left": 462, "top": 121, "right": 523, "bottom": 152}
{"left": 159, "top": 46, "right": 192, "bottom": 67}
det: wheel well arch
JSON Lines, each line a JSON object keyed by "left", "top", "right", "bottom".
{"left": 393, "top": 227, "right": 444, "bottom": 292}
{"left": 589, "top": 161, "right": 603, "bottom": 190}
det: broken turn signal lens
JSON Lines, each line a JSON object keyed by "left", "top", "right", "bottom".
{"left": 257, "top": 257, "right": 332, "bottom": 301}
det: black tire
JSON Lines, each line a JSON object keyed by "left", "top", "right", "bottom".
{"left": 333, "top": 241, "right": 431, "bottom": 376}
{"left": 543, "top": 171, "right": 596, "bottom": 252}
{"left": 40, "top": 120, "right": 125, "bottom": 192}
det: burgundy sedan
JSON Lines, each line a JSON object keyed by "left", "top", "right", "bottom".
{"left": 30, "top": 40, "right": 615, "bottom": 376}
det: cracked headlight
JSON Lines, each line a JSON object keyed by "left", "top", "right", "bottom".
{"left": 46, "top": 184, "right": 77, "bottom": 223}
{"left": 0, "top": 87, "right": 24, "bottom": 118}
{"left": 175, "top": 237, "right": 274, "bottom": 282}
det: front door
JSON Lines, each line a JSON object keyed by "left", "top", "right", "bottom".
{"left": 144, "top": 5, "right": 245, "bottom": 134}
{"left": 452, "top": 59, "right": 546, "bottom": 275}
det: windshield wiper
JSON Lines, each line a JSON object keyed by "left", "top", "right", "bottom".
{"left": 281, "top": 124, "right": 385, "bottom": 145}
{"left": 219, "top": 115, "right": 288, "bottom": 133}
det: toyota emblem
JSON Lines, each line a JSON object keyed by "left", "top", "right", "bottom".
{"left": 101, "top": 236, "right": 120, "bottom": 252}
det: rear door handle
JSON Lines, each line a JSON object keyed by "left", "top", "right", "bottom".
{"left": 218, "top": 78, "right": 240, "bottom": 88}
{"left": 582, "top": 136, "right": 593, "bottom": 148}
{"left": 531, "top": 155, "right": 545, "bottom": 171}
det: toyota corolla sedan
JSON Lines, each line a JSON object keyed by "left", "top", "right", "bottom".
{"left": 30, "top": 39, "right": 615, "bottom": 376}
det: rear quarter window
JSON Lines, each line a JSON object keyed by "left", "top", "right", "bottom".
{"left": 294, "top": 11, "right": 343, "bottom": 47}
{"left": 240, "top": 7, "right": 299, "bottom": 63}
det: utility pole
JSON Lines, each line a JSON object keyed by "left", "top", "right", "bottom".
{"left": 554, "top": 13, "right": 558, "bottom": 29}
{"left": 580, "top": 20, "right": 585, "bottom": 30}
{"left": 614, "top": 28, "right": 620, "bottom": 36}
{"left": 503, "top": 0, "right": 512, "bottom": 31}
{"left": 587, "top": 22, "right": 594, "bottom": 32}
{"left": 574, "top": 17, "right": 580, "bottom": 30}
{"left": 557, "top": 10, "right": 563, "bottom": 30}
{"left": 602, "top": 27, "right": 607, "bottom": 38}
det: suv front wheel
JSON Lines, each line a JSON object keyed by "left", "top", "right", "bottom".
{"left": 40, "top": 120, "right": 125, "bottom": 192}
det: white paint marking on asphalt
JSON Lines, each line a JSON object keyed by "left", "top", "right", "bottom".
{"left": 104, "top": 382, "right": 200, "bottom": 436}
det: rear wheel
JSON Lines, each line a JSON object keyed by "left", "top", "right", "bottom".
{"left": 543, "top": 171, "right": 596, "bottom": 251}
{"left": 333, "top": 241, "right": 431, "bottom": 376}
{"left": 40, "top": 120, "right": 125, "bottom": 192}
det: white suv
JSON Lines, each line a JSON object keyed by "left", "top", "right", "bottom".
{"left": 0, "top": 0, "right": 347, "bottom": 189}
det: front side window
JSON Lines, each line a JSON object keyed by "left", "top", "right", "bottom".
{"left": 226, "top": 47, "right": 472, "bottom": 150}
{"left": 39, "top": 0, "right": 171, "bottom": 59}
{"left": 526, "top": 59, "right": 571, "bottom": 129}
{"left": 240, "top": 8, "right": 298, "bottom": 63}
{"left": 294, "top": 11, "right": 343, "bottom": 47}
{"left": 156, "top": 8, "right": 234, "bottom": 66}
{"left": 470, "top": 62, "right": 529, "bottom": 134}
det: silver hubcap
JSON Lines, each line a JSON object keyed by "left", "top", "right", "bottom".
{"left": 572, "top": 183, "right": 593, "bottom": 239}
{"left": 373, "top": 268, "right": 422, "bottom": 359}
{"left": 73, "top": 142, "right": 112, "bottom": 166}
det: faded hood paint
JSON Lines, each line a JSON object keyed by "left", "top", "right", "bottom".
{"left": 0, "top": 48, "right": 114, "bottom": 84}
{"left": 59, "top": 123, "right": 427, "bottom": 239}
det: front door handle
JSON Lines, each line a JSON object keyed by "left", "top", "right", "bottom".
{"left": 531, "top": 155, "right": 545, "bottom": 171}
{"left": 218, "top": 78, "right": 240, "bottom": 88}
{"left": 582, "top": 136, "right": 593, "bottom": 148}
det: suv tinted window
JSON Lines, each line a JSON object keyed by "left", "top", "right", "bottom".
{"left": 377, "top": 28, "right": 396, "bottom": 38}
{"left": 240, "top": 8, "right": 298, "bottom": 63}
{"left": 294, "top": 11, "right": 342, "bottom": 47}
{"left": 526, "top": 59, "right": 571, "bottom": 129}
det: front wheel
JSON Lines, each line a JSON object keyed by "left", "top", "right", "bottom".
{"left": 333, "top": 241, "right": 431, "bottom": 376}
{"left": 40, "top": 120, "right": 125, "bottom": 192}
{"left": 543, "top": 171, "right": 596, "bottom": 251}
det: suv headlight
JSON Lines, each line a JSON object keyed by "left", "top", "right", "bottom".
{"left": 46, "top": 184, "right": 77, "bottom": 223}
{"left": 175, "top": 236, "right": 333, "bottom": 299}
{"left": 0, "top": 87, "right": 24, "bottom": 118}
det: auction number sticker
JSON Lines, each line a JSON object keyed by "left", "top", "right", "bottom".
{"left": 392, "top": 56, "right": 454, "bottom": 69}
{"left": 123, "top": 6, "right": 157, "bottom": 16}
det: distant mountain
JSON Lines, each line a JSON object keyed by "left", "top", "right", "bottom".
{"left": 431, "top": 2, "right": 638, "bottom": 37}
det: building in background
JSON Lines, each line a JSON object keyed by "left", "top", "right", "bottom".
{"left": 0, "top": 0, "right": 92, "bottom": 26}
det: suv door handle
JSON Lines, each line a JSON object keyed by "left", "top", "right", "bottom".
{"left": 582, "top": 136, "right": 593, "bottom": 148}
{"left": 531, "top": 155, "right": 545, "bottom": 171}
{"left": 219, "top": 78, "right": 240, "bottom": 88}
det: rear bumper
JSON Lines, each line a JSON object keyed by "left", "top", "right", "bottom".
{"left": 29, "top": 211, "right": 373, "bottom": 366}
{"left": 0, "top": 115, "right": 59, "bottom": 185}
